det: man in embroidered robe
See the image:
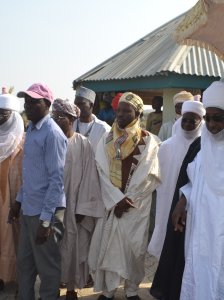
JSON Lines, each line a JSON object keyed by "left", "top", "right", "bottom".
{"left": 0, "top": 93, "right": 24, "bottom": 289}
{"left": 51, "top": 99, "right": 104, "bottom": 300}
{"left": 88, "top": 92, "right": 160, "bottom": 300}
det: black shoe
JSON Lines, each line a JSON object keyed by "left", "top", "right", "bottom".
{"left": 126, "top": 296, "right": 141, "bottom": 300}
{"left": 84, "top": 274, "right": 94, "bottom": 288}
{"left": 97, "top": 295, "right": 114, "bottom": 300}
{"left": 66, "top": 290, "right": 77, "bottom": 300}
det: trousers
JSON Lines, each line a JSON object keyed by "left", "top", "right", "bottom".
{"left": 17, "top": 210, "right": 64, "bottom": 300}
{"left": 103, "top": 279, "right": 139, "bottom": 298}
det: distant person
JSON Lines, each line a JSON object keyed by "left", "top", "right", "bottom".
{"left": 10, "top": 83, "right": 67, "bottom": 300}
{"left": 98, "top": 92, "right": 115, "bottom": 126}
{"left": 158, "top": 91, "right": 194, "bottom": 141}
{"left": 89, "top": 92, "right": 160, "bottom": 300}
{"left": 0, "top": 94, "right": 24, "bottom": 291}
{"left": 74, "top": 87, "right": 110, "bottom": 153}
{"left": 51, "top": 99, "right": 104, "bottom": 300}
{"left": 146, "top": 96, "right": 163, "bottom": 135}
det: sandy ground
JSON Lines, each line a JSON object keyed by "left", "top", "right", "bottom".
{"left": 0, "top": 253, "right": 158, "bottom": 300}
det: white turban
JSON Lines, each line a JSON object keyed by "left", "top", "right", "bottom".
{"left": 203, "top": 81, "right": 224, "bottom": 110}
{"left": 0, "top": 94, "right": 20, "bottom": 111}
{"left": 173, "top": 91, "right": 194, "bottom": 105}
{"left": 181, "top": 100, "right": 206, "bottom": 118}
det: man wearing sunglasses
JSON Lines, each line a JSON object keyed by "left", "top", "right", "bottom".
{"left": 172, "top": 81, "right": 224, "bottom": 300}
{"left": 149, "top": 100, "right": 205, "bottom": 300}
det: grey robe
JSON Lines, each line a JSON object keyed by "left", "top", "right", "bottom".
{"left": 61, "top": 133, "right": 104, "bottom": 289}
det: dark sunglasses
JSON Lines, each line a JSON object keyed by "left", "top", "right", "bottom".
{"left": 182, "top": 117, "right": 200, "bottom": 125}
{"left": 203, "top": 115, "right": 224, "bottom": 123}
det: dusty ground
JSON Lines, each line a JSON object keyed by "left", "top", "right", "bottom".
{"left": 0, "top": 253, "right": 158, "bottom": 300}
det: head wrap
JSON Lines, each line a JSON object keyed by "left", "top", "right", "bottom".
{"left": 0, "top": 111, "right": 24, "bottom": 163}
{"left": 52, "top": 98, "right": 80, "bottom": 118}
{"left": 203, "top": 81, "right": 224, "bottom": 110}
{"left": 0, "top": 94, "right": 20, "bottom": 111}
{"left": 181, "top": 101, "right": 205, "bottom": 118}
{"left": 173, "top": 91, "right": 194, "bottom": 105}
{"left": 111, "top": 93, "right": 123, "bottom": 111}
{"left": 75, "top": 86, "right": 96, "bottom": 104}
{"left": 119, "top": 92, "right": 144, "bottom": 114}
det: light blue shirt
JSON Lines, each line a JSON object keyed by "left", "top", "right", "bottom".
{"left": 16, "top": 114, "right": 67, "bottom": 221}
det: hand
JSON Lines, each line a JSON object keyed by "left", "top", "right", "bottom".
{"left": 35, "top": 223, "right": 52, "bottom": 245}
{"left": 76, "top": 214, "right": 85, "bottom": 223}
{"left": 172, "top": 195, "right": 187, "bottom": 232}
{"left": 114, "top": 198, "right": 135, "bottom": 218}
{"left": 8, "top": 201, "right": 21, "bottom": 223}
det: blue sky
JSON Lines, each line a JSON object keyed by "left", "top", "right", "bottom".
{"left": 0, "top": 0, "right": 198, "bottom": 103}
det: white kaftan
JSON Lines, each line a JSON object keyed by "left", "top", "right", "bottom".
{"left": 73, "top": 115, "right": 110, "bottom": 153}
{"left": 148, "top": 118, "right": 203, "bottom": 258}
{"left": 180, "top": 127, "right": 224, "bottom": 300}
{"left": 88, "top": 132, "right": 160, "bottom": 292}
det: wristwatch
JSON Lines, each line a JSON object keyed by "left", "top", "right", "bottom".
{"left": 41, "top": 220, "right": 51, "bottom": 228}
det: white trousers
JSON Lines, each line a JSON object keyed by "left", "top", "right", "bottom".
{"left": 103, "top": 279, "right": 139, "bottom": 298}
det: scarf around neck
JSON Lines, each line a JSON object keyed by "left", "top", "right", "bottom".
{"left": 106, "top": 118, "right": 141, "bottom": 188}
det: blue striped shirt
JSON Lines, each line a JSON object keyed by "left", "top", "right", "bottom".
{"left": 16, "top": 114, "right": 67, "bottom": 221}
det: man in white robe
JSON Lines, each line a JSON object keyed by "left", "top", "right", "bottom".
{"left": 0, "top": 93, "right": 24, "bottom": 289}
{"left": 173, "top": 81, "right": 224, "bottom": 300}
{"left": 73, "top": 86, "right": 110, "bottom": 153}
{"left": 52, "top": 99, "right": 104, "bottom": 300}
{"left": 88, "top": 92, "right": 160, "bottom": 300}
{"left": 148, "top": 100, "right": 205, "bottom": 259}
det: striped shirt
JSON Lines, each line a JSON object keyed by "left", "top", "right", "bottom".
{"left": 16, "top": 114, "right": 67, "bottom": 221}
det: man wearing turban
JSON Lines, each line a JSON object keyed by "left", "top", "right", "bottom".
{"left": 149, "top": 100, "right": 205, "bottom": 300}
{"left": 0, "top": 93, "right": 24, "bottom": 290}
{"left": 88, "top": 92, "right": 160, "bottom": 300}
{"left": 172, "top": 81, "right": 224, "bottom": 300}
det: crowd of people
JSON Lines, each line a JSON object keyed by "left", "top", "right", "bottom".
{"left": 0, "top": 80, "right": 224, "bottom": 300}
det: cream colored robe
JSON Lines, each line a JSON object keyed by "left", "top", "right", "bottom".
{"left": 88, "top": 132, "right": 160, "bottom": 292}
{"left": 60, "top": 133, "right": 104, "bottom": 289}
{"left": 0, "top": 144, "right": 23, "bottom": 282}
{"left": 180, "top": 127, "right": 224, "bottom": 300}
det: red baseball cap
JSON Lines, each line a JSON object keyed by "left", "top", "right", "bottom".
{"left": 17, "top": 83, "right": 54, "bottom": 103}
